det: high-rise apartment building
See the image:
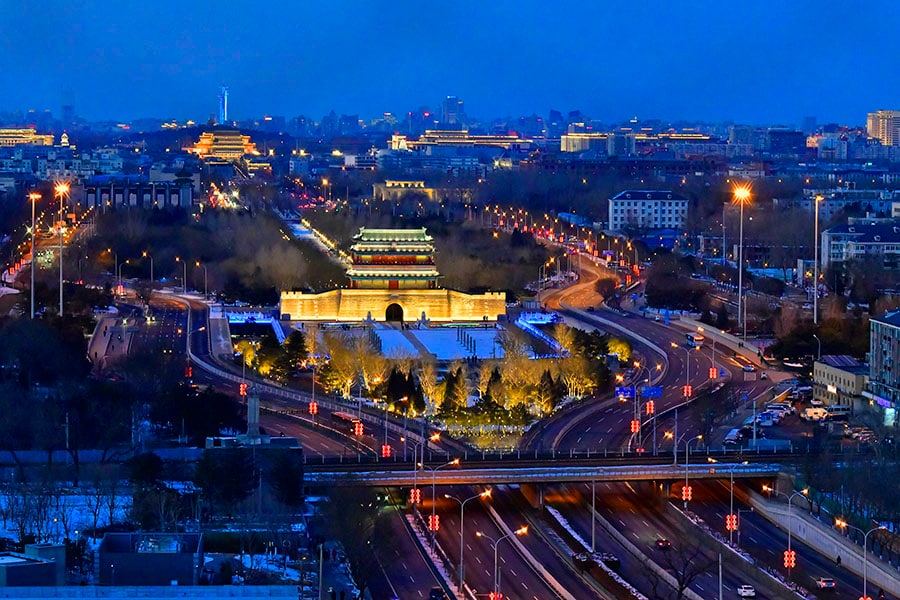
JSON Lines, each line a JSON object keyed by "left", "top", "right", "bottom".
{"left": 867, "top": 110, "right": 900, "bottom": 146}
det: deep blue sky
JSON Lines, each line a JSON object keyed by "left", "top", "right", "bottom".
{"left": 1, "top": 0, "right": 897, "bottom": 126}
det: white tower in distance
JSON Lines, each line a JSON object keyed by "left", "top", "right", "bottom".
{"left": 217, "top": 86, "right": 229, "bottom": 125}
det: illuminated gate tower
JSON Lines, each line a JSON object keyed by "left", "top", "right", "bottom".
{"left": 280, "top": 227, "right": 506, "bottom": 323}
{"left": 347, "top": 228, "right": 439, "bottom": 290}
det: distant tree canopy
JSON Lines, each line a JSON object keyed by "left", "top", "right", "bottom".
{"left": 644, "top": 253, "right": 710, "bottom": 311}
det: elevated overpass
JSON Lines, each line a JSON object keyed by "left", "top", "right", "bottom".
{"left": 304, "top": 461, "right": 780, "bottom": 486}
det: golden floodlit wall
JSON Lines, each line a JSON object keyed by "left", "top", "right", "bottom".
{"left": 280, "top": 288, "right": 506, "bottom": 322}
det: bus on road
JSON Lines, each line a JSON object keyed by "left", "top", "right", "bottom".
{"left": 685, "top": 332, "right": 705, "bottom": 348}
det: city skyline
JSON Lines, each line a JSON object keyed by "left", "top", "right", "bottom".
{"left": 2, "top": 0, "right": 898, "bottom": 125}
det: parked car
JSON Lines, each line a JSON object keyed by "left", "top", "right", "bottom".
{"left": 815, "top": 577, "right": 836, "bottom": 589}
{"left": 737, "top": 584, "right": 757, "bottom": 597}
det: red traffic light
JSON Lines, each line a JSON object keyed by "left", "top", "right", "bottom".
{"left": 783, "top": 549, "right": 796, "bottom": 568}
{"left": 681, "top": 485, "right": 692, "bottom": 501}
{"left": 239, "top": 382, "right": 248, "bottom": 396}
{"left": 353, "top": 421, "right": 364, "bottom": 436}
{"left": 409, "top": 488, "right": 421, "bottom": 504}
{"left": 381, "top": 444, "right": 392, "bottom": 458}
{"left": 709, "top": 367, "right": 717, "bottom": 379}
{"left": 645, "top": 401, "right": 655, "bottom": 415}
{"left": 428, "top": 514, "right": 439, "bottom": 531}
{"left": 630, "top": 419, "right": 640, "bottom": 434}
{"left": 185, "top": 366, "right": 193, "bottom": 379}
{"left": 682, "top": 384, "right": 693, "bottom": 398}
{"left": 308, "top": 401, "right": 318, "bottom": 415}
{"left": 726, "top": 514, "right": 737, "bottom": 531}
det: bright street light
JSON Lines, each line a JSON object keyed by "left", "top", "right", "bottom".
{"left": 476, "top": 526, "right": 528, "bottom": 598}
{"left": 834, "top": 519, "right": 886, "bottom": 600}
{"left": 28, "top": 192, "right": 40, "bottom": 319}
{"left": 421, "top": 458, "right": 460, "bottom": 551}
{"left": 763, "top": 485, "right": 809, "bottom": 579}
{"left": 54, "top": 182, "right": 70, "bottom": 316}
{"left": 444, "top": 489, "right": 491, "bottom": 589}
{"left": 733, "top": 184, "right": 751, "bottom": 340}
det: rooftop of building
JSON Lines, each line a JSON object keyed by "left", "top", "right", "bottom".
{"left": 353, "top": 227, "right": 433, "bottom": 243}
{"left": 872, "top": 310, "right": 900, "bottom": 328}
{"left": 611, "top": 190, "right": 687, "bottom": 201}
{"left": 824, "top": 220, "right": 900, "bottom": 241}
{"left": 817, "top": 355, "right": 867, "bottom": 373}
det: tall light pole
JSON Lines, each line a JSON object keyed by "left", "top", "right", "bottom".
{"left": 835, "top": 519, "right": 886, "bottom": 600}
{"left": 445, "top": 489, "right": 491, "bottom": 589}
{"left": 142, "top": 251, "right": 154, "bottom": 283}
{"left": 814, "top": 194, "right": 822, "bottom": 325}
{"left": 403, "top": 432, "right": 440, "bottom": 515}
{"left": 175, "top": 256, "right": 187, "bottom": 291}
{"left": 117, "top": 259, "right": 129, "bottom": 288}
{"left": 422, "top": 458, "right": 460, "bottom": 550}
{"left": 29, "top": 192, "right": 40, "bottom": 319}
{"left": 709, "top": 458, "right": 748, "bottom": 544}
{"left": 763, "top": 485, "right": 809, "bottom": 579}
{"left": 195, "top": 260, "right": 208, "bottom": 298}
{"left": 106, "top": 248, "right": 118, "bottom": 292}
{"left": 733, "top": 185, "right": 751, "bottom": 337}
{"left": 667, "top": 433, "right": 703, "bottom": 509}
{"left": 476, "top": 526, "right": 528, "bottom": 598}
{"left": 54, "top": 182, "right": 70, "bottom": 316}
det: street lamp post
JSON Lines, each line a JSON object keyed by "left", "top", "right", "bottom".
{"left": 445, "top": 489, "right": 491, "bottom": 590}
{"left": 710, "top": 458, "right": 748, "bottom": 544}
{"left": 422, "top": 458, "right": 460, "bottom": 551}
{"left": 106, "top": 248, "right": 118, "bottom": 291}
{"left": 175, "top": 257, "right": 187, "bottom": 291}
{"left": 195, "top": 261, "right": 208, "bottom": 298}
{"left": 403, "top": 432, "right": 440, "bottom": 515}
{"left": 814, "top": 194, "right": 822, "bottom": 325}
{"left": 763, "top": 485, "right": 809, "bottom": 579}
{"left": 476, "top": 526, "right": 528, "bottom": 598}
{"left": 835, "top": 519, "right": 886, "bottom": 600}
{"left": 733, "top": 185, "right": 751, "bottom": 338}
{"left": 142, "top": 251, "right": 154, "bottom": 283}
{"left": 666, "top": 432, "right": 702, "bottom": 506}
{"left": 55, "top": 182, "right": 70, "bottom": 316}
{"left": 813, "top": 333, "right": 822, "bottom": 360}
{"left": 117, "top": 259, "right": 129, "bottom": 290}
{"left": 29, "top": 192, "right": 40, "bottom": 319}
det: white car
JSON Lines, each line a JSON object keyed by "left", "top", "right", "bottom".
{"left": 737, "top": 585, "right": 757, "bottom": 597}
{"left": 815, "top": 577, "right": 836, "bottom": 589}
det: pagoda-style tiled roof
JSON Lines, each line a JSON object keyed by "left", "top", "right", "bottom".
{"left": 354, "top": 228, "right": 433, "bottom": 243}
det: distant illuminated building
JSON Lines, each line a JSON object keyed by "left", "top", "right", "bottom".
{"left": 0, "top": 128, "right": 54, "bottom": 147}
{"left": 441, "top": 95, "right": 465, "bottom": 126}
{"left": 217, "top": 86, "right": 229, "bottom": 125}
{"left": 867, "top": 109, "right": 900, "bottom": 146}
{"left": 188, "top": 129, "right": 260, "bottom": 160}
{"left": 280, "top": 228, "right": 505, "bottom": 322}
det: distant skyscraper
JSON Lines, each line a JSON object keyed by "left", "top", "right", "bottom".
{"left": 217, "top": 86, "right": 229, "bottom": 125}
{"left": 867, "top": 109, "right": 900, "bottom": 146}
{"left": 441, "top": 95, "right": 465, "bottom": 126}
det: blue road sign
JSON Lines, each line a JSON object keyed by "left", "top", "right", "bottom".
{"left": 641, "top": 386, "right": 663, "bottom": 398}
{"left": 616, "top": 386, "right": 636, "bottom": 398}
{"left": 741, "top": 393, "right": 749, "bottom": 401}
{"left": 719, "top": 368, "right": 727, "bottom": 378}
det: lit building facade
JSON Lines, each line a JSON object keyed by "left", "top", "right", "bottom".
{"left": 867, "top": 311, "right": 900, "bottom": 425}
{"left": 812, "top": 355, "right": 868, "bottom": 407}
{"left": 188, "top": 129, "right": 260, "bottom": 160}
{"left": 280, "top": 228, "right": 505, "bottom": 322}
{"left": 820, "top": 222, "right": 900, "bottom": 269}
{"left": 0, "top": 128, "right": 54, "bottom": 147}
{"left": 608, "top": 190, "right": 688, "bottom": 233}
{"left": 867, "top": 110, "right": 900, "bottom": 146}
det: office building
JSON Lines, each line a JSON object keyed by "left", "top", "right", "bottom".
{"left": 867, "top": 110, "right": 900, "bottom": 146}
{"left": 441, "top": 95, "right": 465, "bottom": 126}
{"left": 813, "top": 355, "right": 868, "bottom": 407}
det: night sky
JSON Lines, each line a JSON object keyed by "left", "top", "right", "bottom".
{"left": 1, "top": 0, "right": 897, "bottom": 125}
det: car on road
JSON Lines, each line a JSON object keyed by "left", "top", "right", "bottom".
{"left": 655, "top": 537, "right": 671, "bottom": 550}
{"left": 742, "top": 364, "right": 757, "bottom": 372}
{"left": 736, "top": 584, "right": 757, "bottom": 597}
{"left": 428, "top": 588, "right": 448, "bottom": 600}
{"left": 815, "top": 577, "right": 836, "bottom": 589}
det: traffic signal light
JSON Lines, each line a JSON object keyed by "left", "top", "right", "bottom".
{"left": 428, "top": 514, "right": 439, "bottom": 531}
{"left": 239, "top": 382, "right": 248, "bottom": 396}
{"left": 709, "top": 367, "right": 717, "bottom": 379}
{"left": 489, "top": 594, "right": 503, "bottom": 600}
{"left": 630, "top": 419, "right": 640, "bottom": 434}
{"left": 409, "top": 488, "right": 421, "bottom": 504}
{"left": 185, "top": 365, "right": 192, "bottom": 379}
{"left": 646, "top": 401, "right": 655, "bottom": 415}
{"left": 682, "top": 485, "right": 692, "bottom": 502}
{"left": 682, "top": 384, "right": 693, "bottom": 398}
{"left": 308, "top": 401, "right": 318, "bottom": 416}
{"left": 381, "top": 444, "right": 392, "bottom": 458}
{"left": 726, "top": 514, "right": 738, "bottom": 531}
{"left": 353, "top": 421, "right": 364, "bottom": 436}
{"left": 783, "top": 549, "right": 796, "bottom": 568}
